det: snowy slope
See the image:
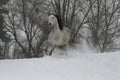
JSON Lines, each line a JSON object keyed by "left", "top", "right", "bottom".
{"left": 0, "top": 49, "right": 120, "bottom": 80}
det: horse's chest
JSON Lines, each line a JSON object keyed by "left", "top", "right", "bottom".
{"left": 48, "top": 31, "right": 61, "bottom": 43}
{"left": 52, "top": 32, "right": 61, "bottom": 41}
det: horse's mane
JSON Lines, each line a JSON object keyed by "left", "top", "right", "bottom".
{"left": 54, "top": 15, "right": 63, "bottom": 30}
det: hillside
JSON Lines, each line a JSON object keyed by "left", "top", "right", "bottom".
{"left": 0, "top": 49, "right": 120, "bottom": 80}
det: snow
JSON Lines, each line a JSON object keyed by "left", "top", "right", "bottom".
{"left": 0, "top": 48, "right": 120, "bottom": 80}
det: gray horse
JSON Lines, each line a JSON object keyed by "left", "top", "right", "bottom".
{"left": 48, "top": 14, "right": 71, "bottom": 46}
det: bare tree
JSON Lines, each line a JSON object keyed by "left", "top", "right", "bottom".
{"left": 4, "top": 0, "right": 50, "bottom": 58}
{"left": 3, "top": 0, "right": 120, "bottom": 59}
{"left": 87, "top": 0, "right": 120, "bottom": 52}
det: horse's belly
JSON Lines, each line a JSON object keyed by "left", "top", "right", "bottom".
{"left": 48, "top": 29, "right": 70, "bottom": 46}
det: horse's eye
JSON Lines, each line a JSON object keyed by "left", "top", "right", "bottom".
{"left": 52, "top": 17, "right": 54, "bottom": 19}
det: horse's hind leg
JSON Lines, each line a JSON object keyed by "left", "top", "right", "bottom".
{"left": 65, "top": 44, "right": 69, "bottom": 56}
{"left": 58, "top": 45, "right": 68, "bottom": 56}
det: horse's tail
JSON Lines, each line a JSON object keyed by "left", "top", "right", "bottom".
{"left": 69, "top": 39, "right": 80, "bottom": 45}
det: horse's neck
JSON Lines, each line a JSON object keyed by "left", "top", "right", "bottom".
{"left": 53, "top": 22, "right": 61, "bottom": 32}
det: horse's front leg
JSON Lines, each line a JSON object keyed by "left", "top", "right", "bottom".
{"left": 49, "top": 45, "right": 56, "bottom": 56}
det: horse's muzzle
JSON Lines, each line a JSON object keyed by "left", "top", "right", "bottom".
{"left": 49, "top": 23, "right": 52, "bottom": 26}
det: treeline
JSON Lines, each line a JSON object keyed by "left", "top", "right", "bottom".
{"left": 0, "top": 0, "right": 120, "bottom": 59}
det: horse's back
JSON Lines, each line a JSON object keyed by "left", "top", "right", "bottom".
{"left": 48, "top": 26, "right": 71, "bottom": 46}
{"left": 63, "top": 27, "right": 70, "bottom": 33}
{"left": 61, "top": 27, "right": 71, "bottom": 43}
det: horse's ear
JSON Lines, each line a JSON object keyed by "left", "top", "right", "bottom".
{"left": 48, "top": 12, "right": 55, "bottom": 16}
{"left": 54, "top": 14, "right": 58, "bottom": 17}
{"left": 48, "top": 13, "right": 52, "bottom": 16}
{"left": 48, "top": 12, "right": 53, "bottom": 16}
{"left": 54, "top": 14, "right": 59, "bottom": 19}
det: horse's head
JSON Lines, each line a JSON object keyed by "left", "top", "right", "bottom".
{"left": 48, "top": 14, "right": 63, "bottom": 30}
{"left": 48, "top": 14, "right": 57, "bottom": 26}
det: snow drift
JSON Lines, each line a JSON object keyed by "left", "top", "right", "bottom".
{"left": 0, "top": 48, "right": 120, "bottom": 80}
